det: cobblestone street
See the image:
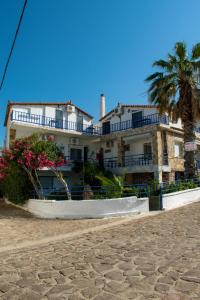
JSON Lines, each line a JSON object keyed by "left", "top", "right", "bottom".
{"left": 0, "top": 202, "right": 200, "bottom": 299}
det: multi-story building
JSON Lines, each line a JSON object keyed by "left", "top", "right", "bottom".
{"left": 4, "top": 95, "right": 200, "bottom": 189}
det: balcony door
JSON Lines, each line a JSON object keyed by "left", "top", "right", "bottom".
{"left": 132, "top": 111, "right": 143, "bottom": 128}
{"left": 77, "top": 115, "right": 83, "bottom": 132}
{"left": 102, "top": 121, "right": 110, "bottom": 134}
{"left": 55, "top": 109, "right": 63, "bottom": 128}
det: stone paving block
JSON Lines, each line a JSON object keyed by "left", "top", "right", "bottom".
{"left": 0, "top": 202, "right": 200, "bottom": 298}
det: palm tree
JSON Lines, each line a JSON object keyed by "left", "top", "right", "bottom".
{"left": 146, "top": 42, "right": 200, "bottom": 178}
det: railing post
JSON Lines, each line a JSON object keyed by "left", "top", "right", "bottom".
{"left": 159, "top": 183, "right": 163, "bottom": 210}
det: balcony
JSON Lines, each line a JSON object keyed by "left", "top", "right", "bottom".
{"left": 102, "top": 113, "right": 169, "bottom": 135}
{"left": 103, "top": 154, "right": 153, "bottom": 169}
{"left": 11, "top": 110, "right": 101, "bottom": 135}
{"left": 11, "top": 110, "right": 169, "bottom": 136}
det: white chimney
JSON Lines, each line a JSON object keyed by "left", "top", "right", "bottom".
{"left": 100, "top": 94, "right": 105, "bottom": 119}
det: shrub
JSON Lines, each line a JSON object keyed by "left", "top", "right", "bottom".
{"left": 0, "top": 162, "right": 32, "bottom": 204}
{"left": 163, "top": 180, "right": 198, "bottom": 194}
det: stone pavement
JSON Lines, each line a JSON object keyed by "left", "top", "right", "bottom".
{"left": 0, "top": 201, "right": 200, "bottom": 299}
{"left": 0, "top": 202, "right": 121, "bottom": 248}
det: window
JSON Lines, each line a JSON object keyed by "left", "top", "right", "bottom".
{"left": 59, "top": 146, "right": 65, "bottom": 154}
{"left": 124, "top": 144, "right": 130, "bottom": 151}
{"left": 174, "top": 142, "right": 183, "bottom": 158}
{"left": 70, "top": 148, "right": 82, "bottom": 161}
{"left": 106, "top": 140, "right": 114, "bottom": 148}
{"left": 144, "top": 143, "right": 152, "bottom": 159}
{"left": 105, "top": 149, "right": 111, "bottom": 153}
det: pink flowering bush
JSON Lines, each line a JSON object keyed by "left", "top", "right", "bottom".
{"left": 0, "top": 134, "right": 70, "bottom": 200}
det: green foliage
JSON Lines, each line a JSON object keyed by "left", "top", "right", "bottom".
{"left": 94, "top": 174, "right": 124, "bottom": 199}
{"left": 32, "top": 139, "right": 62, "bottom": 161}
{"left": 148, "top": 180, "right": 160, "bottom": 196}
{"left": 0, "top": 162, "right": 31, "bottom": 204}
{"left": 163, "top": 180, "right": 198, "bottom": 194}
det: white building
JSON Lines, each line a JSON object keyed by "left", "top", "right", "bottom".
{"left": 4, "top": 95, "right": 200, "bottom": 188}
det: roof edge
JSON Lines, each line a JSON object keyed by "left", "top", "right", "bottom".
{"left": 99, "top": 104, "right": 158, "bottom": 121}
{"left": 4, "top": 101, "right": 94, "bottom": 127}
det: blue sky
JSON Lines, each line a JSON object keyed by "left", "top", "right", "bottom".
{"left": 0, "top": 0, "right": 200, "bottom": 145}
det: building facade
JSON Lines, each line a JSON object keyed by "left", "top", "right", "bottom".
{"left": 4, "top": 96, "right": 200, "bottom": 189}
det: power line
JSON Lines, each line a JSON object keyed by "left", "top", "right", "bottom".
{"left": 0, "top": 0, "right": 28, "bottom": 90}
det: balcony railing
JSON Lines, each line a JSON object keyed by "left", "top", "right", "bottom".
{"left": 103, "top": 154, "right": 153, "bottom": 168}
{"left": 102, "top": 113, "right": 169, "bottom": 134}
{"left": 11, "top": 110, "right": 101, "bottom": 135}
{"left": 11, "top": 110, "right": 170, "bottom": 135}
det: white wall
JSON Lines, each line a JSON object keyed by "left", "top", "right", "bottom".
{"left": 12, "top": 104, "right": 93, "bottom": 126}
{"left": 163, "top": 188, "right": 200, "bottom": 210}
{"left": 13, "top": 126, "right": 100, "bottom": 161}
{"left": 101, "top": 105, "right": 182, "bottom": 130}
{"left": 106, "top": 107, "right": 158, "bottom": 126}
{"left": 25, "top": 196, "right": 149, "bottom": 219}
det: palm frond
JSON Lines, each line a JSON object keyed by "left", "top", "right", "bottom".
{"left": 192, "top": 43, "right": 200, "bottom": 60}
{"left": 175, "top": 42, "right": 187, "bottom": 60}
{"left": 152, "top": 59, "right": 173, "bottom": 72}
{"left": 168, "top": 54, "right": 177, "bottom": 66}
{"left": 191, "top": 61, "right": 200, "bottom": 72}
{"left": 145, "top": 72, "right": 163, "bottom": 82}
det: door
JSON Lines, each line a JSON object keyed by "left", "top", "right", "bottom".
{"left": 84, "top": 147, "right": 88, "bottom": 162}
{"left": 132, "top": 111, "right": 143, "bottom": 128}
{"left": 102, "top": 121, "right": 110, "bottom": 134}
{"left": 70, "top": 148, "right": 82, "bottom": 161}
{"left": 77, "top": 115, "right": 83, "bottom": 132}
{"left": 55, "top": 109, "right": 63, "bottom": 128}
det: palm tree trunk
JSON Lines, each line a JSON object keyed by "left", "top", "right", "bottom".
{"left": 181, "top": 88, "right": 197, "bottom": 178}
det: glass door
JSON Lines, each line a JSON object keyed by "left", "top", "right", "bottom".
{"left": 55, "top": 109, "right": 63, "bottom": 128}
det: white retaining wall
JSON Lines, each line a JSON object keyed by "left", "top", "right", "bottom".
{"left": 163, "top": 187, "right": 200, "bottom": 210}
{"left": 25, "top": 196, "right": 149, "bottom": 219}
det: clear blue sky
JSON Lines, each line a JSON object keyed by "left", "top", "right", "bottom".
{"left": 0, "top": 0, "right": 200, "bottom": 145}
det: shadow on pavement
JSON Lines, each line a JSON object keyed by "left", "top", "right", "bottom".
{"left": 0, "top": 200, "right": 33, "bottom": 219}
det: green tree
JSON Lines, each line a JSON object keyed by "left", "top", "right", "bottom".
{"left": 146, "top": 42, "right": 200, "bottom": 178}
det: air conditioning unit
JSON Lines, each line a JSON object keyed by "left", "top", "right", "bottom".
{"left": 66, "top": 105, "right": 75, "bottom": 113}
{"left": 70, "top": 137, "right": 79, "bottom": 145}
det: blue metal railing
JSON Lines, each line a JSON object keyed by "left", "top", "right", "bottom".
{"left": 11, "top": 110, "right": 101, "bottom": 135}
{"left": 104, "top": 154, "right": 153, "bottom": 168}
{"left": 102, "top": 113, "right": 169, "bottom": 134}
{"left": 11, "top": 110, "right": 169, "bottom": 135}
{"left": 32, "top": 183, "right": 148, "bottom": 200}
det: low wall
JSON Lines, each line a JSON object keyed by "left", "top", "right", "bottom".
{"left": 163, "top": 187, "right": 200, "bottom": 210}
{"left": 25, "top": 196, "right": 149, "bottom": 219}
